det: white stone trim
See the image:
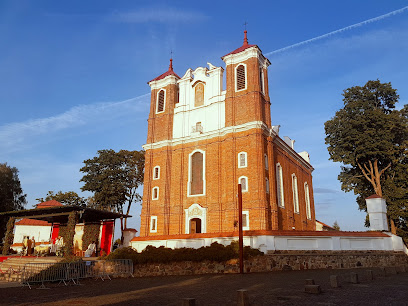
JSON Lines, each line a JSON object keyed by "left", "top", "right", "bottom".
{"left": 235, "top": 63, "right": 247, "bottom": 92}
{"left": 152, "top": 187, "right": 159, "bottom": 200}
{"left": 153, "top": 166, "right": 160, "bottom": 180}
{"left": 150, "top": 216, "right": 157, "bottom": 233}
{"left": 149, "top": 75, "right": 179, "bottom": 90}
{"left": 222, "top": 46, "right": 271, "bottom": 68}
{"left": 239, "top": 176, "right": 248, "bottom": 192}
{"left": 156, "top": 89, "right": 166, "bottom": 114}
{"left": 184, "top": 203, "right": 207, "bottom": 234}
{"left": 187, "top": 149, "right": 206, "bottom": 197}
{"left": 238, "top": 151, "right": 247, "bottom": 168}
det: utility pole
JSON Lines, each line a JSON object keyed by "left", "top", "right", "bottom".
{"left": 238, "top": 184, "right": 244, "bottom": 274}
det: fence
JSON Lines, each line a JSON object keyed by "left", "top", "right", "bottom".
{"left": 21, "top": 259, "right": 133, "bottom": 289}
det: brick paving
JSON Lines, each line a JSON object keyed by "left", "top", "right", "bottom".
{"left": 0, "top": 267, "right": 406, "bottom": 305}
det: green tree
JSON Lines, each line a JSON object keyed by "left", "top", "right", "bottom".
{"left": 325, "top": 80, "right": 408, "bottom": 237}
{"left": 0, "top": 163, "right": 27, "bottom": 240}
{"left": 80, "top": 149, "right": 145, "bottom": 234}
{"left": 332, "top": 221, "right": 340, "bottom": 231}
{"left": 36, "top": 190, "right": 86, "bottom": 206}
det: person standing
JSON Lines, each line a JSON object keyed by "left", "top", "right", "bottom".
{"left": 31, "top": 237, "right": 36, "bottom": 255}
{"left": 23, "top": 236, "right": 28, "bottom": 256}
{"left": 27, "top": 237, "right": 32, "bottom": 255}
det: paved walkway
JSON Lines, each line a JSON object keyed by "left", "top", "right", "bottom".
{"left": 0, "top": 267, "right": 406, "bottom": 305}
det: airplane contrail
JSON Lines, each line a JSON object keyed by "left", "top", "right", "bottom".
{"left": 265, "top": 6, "right": 408, "bottom": 56}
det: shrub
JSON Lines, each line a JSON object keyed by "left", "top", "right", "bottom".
{"left": 104, "top": 241, "right": 263, "bottom": 265}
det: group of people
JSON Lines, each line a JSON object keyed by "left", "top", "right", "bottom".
{"left": 22, "top": 236, "right": 35, "bottom": 256}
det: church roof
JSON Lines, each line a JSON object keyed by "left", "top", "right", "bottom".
{"left": 15, "top": 219, "right": 51, "bottom": 226}
{"left": 221, "top": 30, "right": 257, "bottom": 59}
{"left": 148, "top": 59, "right": 180, "bottom": 83}
{"left": 36, "top": 200, "right": 63, "bottom": 208}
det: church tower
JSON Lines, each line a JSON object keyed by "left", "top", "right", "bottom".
{"left": 139, "top": 31, "right": 316, "bottom": 240}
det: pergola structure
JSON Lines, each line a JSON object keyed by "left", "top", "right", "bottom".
{"left": 0, "top": 205, "right": 130, "bottom": 256}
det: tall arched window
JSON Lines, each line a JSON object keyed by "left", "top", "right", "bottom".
{"left": 266, "top": 177, "right": 270, "bottom": 193}
{"left": 238, "top": 152, "right": 247, "bottom": 168}
{"left": 304, "top": 182, "right": 311, "bottom": 219}
{"left": 259, "top": 68, "right": 265, "bottom": 94}
{"left": 239, "top": 176, "right": 248, "bottom": 192}
{"left": 276, "top": 163, "right": 284, "bottom": 207}
{"left": 152, "top": 187, "right": 159, "bottom": 200}
{"left": 264, "top": 153, "right": 268, "bottom": 170}
{"left": 236, "top": 64, "right": 246, "bottom": 91}
{"left": 194, "top": 82, "right": 205, "bottom": 107}
{"left": 189, "top": 151, "right": 205, "bottom": 195}
{"left": 153, "top": 166, "right": 160, "bottom": 180}
{"left": 156, "top": 90, "right": 165, "bottom": 113}
{"left": 292, "top": 174, "right": 299, "bottom": 213}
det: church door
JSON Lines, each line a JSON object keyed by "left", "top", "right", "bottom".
{"left": 190, "top": 218, "right": 202, "bottom": 234}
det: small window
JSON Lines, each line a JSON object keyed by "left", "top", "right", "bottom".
{"left": 242, "top": 211, "right": 249, "bottom": 230}
{"left": 152, "top": 187, "right": 159, "bottom": 200}
{"left": 276, "top": 163, "right": 284, "bottom": 207}
{"left": 156, "top": 90, "right": 165, "bottom": 113}
{"left": 292, "top": 174, "right": 299, "bottom": 213}
{"left": 305, "top": 182, "right": 311, "bottom": 219}
{"left": 239, "top": 176, "right": 248, "bottom": 192}
{"left": 194, "top": 82, "right": 205, "bottom": 107}
{"left": 264, "top": 154, "right": 268, "bottom": 170}
{"left": 260, "top": 68, "right": 264, "bottom": 94}
{"left": 153, "top": 166, "right": 160, "bottom": 180}
{"left": 236, "top": 64, "right": 246, "bottom": 91}
{"left": 238, "top": 152, "right": 247, "bottom": 168}
{"left": 266, "top": 177, "right": 270, "bottom": 193}
{"left": 150, "top": 216, "right": 157, "bottom": 233}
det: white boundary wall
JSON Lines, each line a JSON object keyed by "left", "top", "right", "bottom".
{"left": 131, "top": 232, "right": 408, "bottom": 255}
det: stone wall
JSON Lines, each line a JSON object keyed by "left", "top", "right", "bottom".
{"left": 132, "top": 251, "right": 408, "bottom": 277}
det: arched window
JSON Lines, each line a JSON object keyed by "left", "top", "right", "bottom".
{"left": 194, "top": 82, "right": 205, "bottom": 107}
{"left": 238, "top": 152, "right": 247, "bottom": 168}
{"left": 264, "top": 153, "right": 268, "bottom": 170}
{"left": 266, "top": 177, "right": 270, "bottom": 193}
{"left": 259, "top": 68, "right": 265, "bottom": 94}
{"left": 156, "top": 90, "right": 165, "bottom": 113}
{"left": 242, "top": 211, "right": 249, "bottom": 230}
{"left": 292, "top": 174, "right": 299, "bottom": 213}
{"left": 153, "top": 166, "right": 160, "bottom": 180}
{"left": 189, "top": 151, "right": 205, "bottom": 195}
{"left": 152, "top": 187, "right": 159, "bottom": 200}
{"left": 236, "top": 64, "right": 246, "bottom": 91}
{"left": 239, "top": 176, "right": 248, "bottom": 192}
{"left": 150, "top": 216, "right": 157, "bottom": 232}
{"left": 305, "top": 182, "right": 311, "bottom": 219}
{"left": 276, "top": 163, "right": 284, "bottom": 207}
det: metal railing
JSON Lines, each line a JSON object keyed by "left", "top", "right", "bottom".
{"left": 21, "top": 259, "right": 133, "bottom": 289}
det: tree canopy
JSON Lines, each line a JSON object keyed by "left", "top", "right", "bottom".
{"left": 36, "top": 190, "right": 87, "bottom": 206}
{"left": 80, "top": 149, "right": 145, "bottom": 233}
{"left": 325, "top": 80, "right": 408, "bottom": 239}
{"left": 0, "top": 163, "right": 27, "bottom": 239}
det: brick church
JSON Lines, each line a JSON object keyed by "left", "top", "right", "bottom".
{"left": 138, "top": 31, "right": 316, "bottom": 241}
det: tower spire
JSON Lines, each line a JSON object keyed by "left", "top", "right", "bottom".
{"left": 169, "top": 50, "right": 174, "bottom": 71}
{"left": 243, "top": 21, "right": 248, "bottom": 45}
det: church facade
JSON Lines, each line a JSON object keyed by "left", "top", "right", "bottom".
{"left": 139, "top": 32, "right": 316, "bottom": 239}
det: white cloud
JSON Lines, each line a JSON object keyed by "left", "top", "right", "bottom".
{"left": 111, "top": 8, "right": 208, "bottom": 24}
{"left": 0, "top": 94, "right": 150, "bottom": 155}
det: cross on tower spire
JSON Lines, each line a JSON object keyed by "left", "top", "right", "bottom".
{"left": 169, "top": 50, "right": 174, "bottom": 71}
{"left": 243, "top": 22, "right": 248, "bottom": 45}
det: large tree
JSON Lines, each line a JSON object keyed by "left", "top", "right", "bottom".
{"left": 325, "top": 80, "right": 408, "bottom": 238}
{"left": 0, "top": 163, "right": 27, "bottom": 239}
{"left": 80, "top": 149, "right": 145, "bottom": 235}
{"left": 36, "top": 190, "right": 86, "bottom": 206}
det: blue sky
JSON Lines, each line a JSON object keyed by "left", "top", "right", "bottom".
{"left": 1, "top": 1, "right": 408, "bottom": 237}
